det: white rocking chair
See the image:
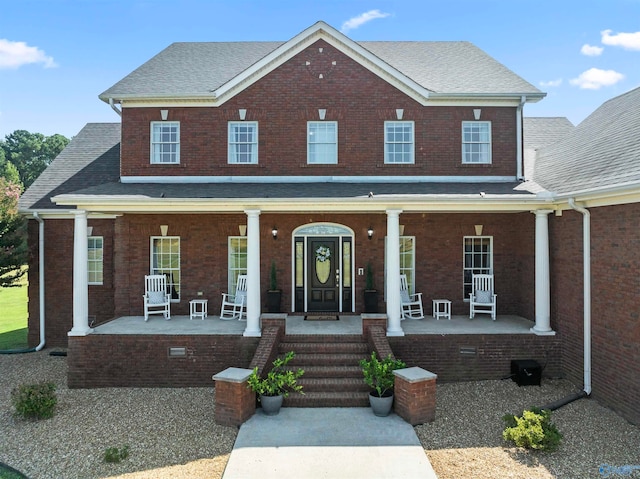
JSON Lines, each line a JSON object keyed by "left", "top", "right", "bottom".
{"left": 469, "top": 273, "right": 497, "bottom": 320}
{"left": 220, "top": 274, "right": 248, "bottom": 321}
{"left": 400, "top": 274, "right": 424, "bottom": 320}
{"left": 143, "top": 274, "right": 171, "bottom": 321}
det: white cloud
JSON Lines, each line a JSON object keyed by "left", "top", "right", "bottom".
{"left": 601, "top": 29, "right": 640, "bottom": 51}
{"left": 540, "top": 78, "right": 563, "bottom": 88}
{"left": 0, "top": 39, "right": 57, "bottom": 69}
{"left": 580, "top": 44, "right": 603, "bottom": 56}
{"left": 341, "top": 10, "right": 391, "bottom": 33}
{"left": 570, "top": 68, "right": 625, "bottom": 89}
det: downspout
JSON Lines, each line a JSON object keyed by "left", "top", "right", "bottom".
{"left": 568, "top": 198, "right": 591, "bottom": 395}
{"left": 1, "top": 212, "right": 45, "bottom": 353}
{"left": 516, "top": 95, "right": 526, "bottom": 181}
{"left": 109, "top": 98, "right": 122, "bottom": 117}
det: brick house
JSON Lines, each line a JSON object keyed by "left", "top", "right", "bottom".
{"left": 17, "top": 22, "right": 639, "bottom": 425}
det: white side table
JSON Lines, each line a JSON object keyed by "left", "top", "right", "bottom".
{"left": 190, "top": 299, "right": 208, "bottom": 320}
{"left": 432, "top": 299, "right": 451, "bottom": 320}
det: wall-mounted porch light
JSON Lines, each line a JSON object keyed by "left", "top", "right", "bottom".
{"left": 367, "top": 227, "right": 374, "bottom": 240}
{"left": 272, "top": 227, "right": 278, "bottom": 239}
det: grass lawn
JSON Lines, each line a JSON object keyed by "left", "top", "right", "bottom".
{"left": 0, "top": 270, "right": 28, "bottom": 350}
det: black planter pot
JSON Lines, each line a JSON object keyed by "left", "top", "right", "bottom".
{"left": 266, "top": 290, "right": 282, "bottom": 313}
{"left": 363, "top": 290, "right": 378, "bottom": 313}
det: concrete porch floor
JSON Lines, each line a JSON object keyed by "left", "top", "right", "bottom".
{"left": 91, "top": 314, "right": 537, "bottom": 335}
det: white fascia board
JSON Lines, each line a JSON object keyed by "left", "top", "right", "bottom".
{"left": 553, "top": 182, "right": 640, "bottom": 209}
{"left": 18, "top": 209, "right": 120, "bottom": 220}
{"left": 120, "top": 175, "right": 517, "bottom": 184}
{"left": 428, "top": 92, "right": 546, "bottom": 103}
{"left": 52, "top": 193, "right": 549, "bottom": 214}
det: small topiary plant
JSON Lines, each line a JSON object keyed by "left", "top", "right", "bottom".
{"left": 503, "top": 407, "right": 562, "bottom": 451}
{"left": 11, "top": 382, "right": 57, "bottom": 420}
{"left": 103, "top": 445, "right": 130, "bottom": 463}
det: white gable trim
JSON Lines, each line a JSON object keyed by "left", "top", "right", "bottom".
{"left": 211, "top": 21, "right": 432, "bottom": 106}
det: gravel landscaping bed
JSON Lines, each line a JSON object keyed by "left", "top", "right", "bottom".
{"left": 2, "top": 351, "right": 639, "bottom": 479}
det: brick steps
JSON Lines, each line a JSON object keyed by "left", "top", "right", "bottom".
{"left": 278, "top": 335, "right": 371, "bottom": 408}
{"left": 284, "top": 391, "right": 370, "bottom": 408}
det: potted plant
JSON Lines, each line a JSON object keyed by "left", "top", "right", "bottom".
{"left": 247, "top": 351, "right": 304, "bottom": 415}
{"left": 359, "top": 351, "right": 406, "bottom": 417}
{"left": 363, "top": 262, "right": 378, "bottom": 313}
{"left": 266, "top": 261, "right": 282, "bottom": 313}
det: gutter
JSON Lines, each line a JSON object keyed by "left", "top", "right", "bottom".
{"left": 108, "top": 98, "right": 122, "bottom": 117}
{"left": 568, "top": 198, "right": 592, "bottom": 395}
{"left": 516, "top": 95, "right": 526, "bottom": 181}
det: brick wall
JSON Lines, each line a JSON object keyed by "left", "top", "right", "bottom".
{"left": 27, "top": 218, "right": 115, "bottom": 348}
{"left": 550, "top": 203, "right": 640, "bottom": 425}
{"left": 67, "top": 334, "right": 260, "bottom": 388}
{"left": 111, "top": 211, "right": 535, "bottom": 320}
{"left": 389, "top": 334, "right": 562, "bottom": 382}
{"left": 121, "top": 39, "right": 518, "bottom": 178}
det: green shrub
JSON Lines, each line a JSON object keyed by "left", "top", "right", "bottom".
{"left": 503, "top": 407, "right": 562, "bottom": 451}
{"left": 11, "top": 382, "right": 57, "bottom": 420}
{"left": 103, "top": 445, "right": 130, "bottom": 463}
{"left": 247, "top": 351, "right": 304, "bottom": 399}
{"left": 359, "top": 351, "right": 406, "bottom": 397}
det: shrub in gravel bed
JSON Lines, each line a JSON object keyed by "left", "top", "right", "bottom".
{"left": 11, "top": 382, "right": 57, "bottom": 420}
{"left": 103, "top": 445, "right": 130, "bottom": 463}
{"left": 503, "top": 407, "right": 562, "bottom": 451}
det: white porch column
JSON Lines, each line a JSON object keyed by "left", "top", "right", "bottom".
{"left": 386, "top": 209, "right": 404, "bottom": 336}
{"left": 531, "top": 209, "right": 556, "bottom": 335}
{"left": 244, "top": 209, "right": 261, "bottom": 337}
{"left": 69, "top": 210, "right": 92, "bottom": 336}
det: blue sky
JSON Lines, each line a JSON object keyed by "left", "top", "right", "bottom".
{"left": 1, "top": 0, "right": 639, "bottom": 139}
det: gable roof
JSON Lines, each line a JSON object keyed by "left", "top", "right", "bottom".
{"left": 99, "top": 21, "right": 543, "bottom": 105}
{"left": 533, "top": 86, "right": 640, "bottom": 196}
{"left": 18, "top": 123, "right": 120, "bottom": 211}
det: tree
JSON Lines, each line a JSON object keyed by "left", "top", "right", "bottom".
{"left": 0, "top": 178, "right": 27, "bottom": 287}
{"left": 1, "top": 130, "right": 69, "bottom": 189}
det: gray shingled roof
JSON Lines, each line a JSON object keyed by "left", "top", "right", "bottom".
{"left": 65, "top": 180, "right": 534, "bottom": 199}
{"left": 18, "top": 123, "right": 120, "bottom": 211}
{"left": 523, "top": 117, "right": 574, "bottom": 184}
{"left": 533, "top": 86, "right": 640, "bottom": 195}
{"left": 100, "top": 40, "right": 542, "bottom": 100}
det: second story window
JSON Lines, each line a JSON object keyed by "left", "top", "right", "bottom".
{"left": 384, "top": 121, "right": 414, "bottom": 164}
{"left": 151, "top": 122, "right": 180, "bottom": 164}
{"left": 228, "top": 122, "right": 258, "bottom": 164}
{"left": 307, "top": 121, "right": 337, "bottom": 164}
{"left": 462, "top": 121, "right": 492, "bottom": 164}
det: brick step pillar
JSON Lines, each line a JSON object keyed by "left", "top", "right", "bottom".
{"left": 393, "top": 367, "right": 437, "bottom": 425}
{"left": 212, "top": 367, "right": 255, "bottom": 427}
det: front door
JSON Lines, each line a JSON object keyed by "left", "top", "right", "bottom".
{"left": 307, "top": 238, "right": 339, "bottom": 311}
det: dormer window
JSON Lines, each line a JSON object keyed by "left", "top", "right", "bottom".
{"left": 384, "top": 121, "right": 414, "bottom": 164}
{"left": 228, "top": 122, "right": 258, "bottom": 164}
{"left": 462, "top": 121, "right": 491, "bottom": 164}
{"left": 150, "top": 122, "right": 180, "bottom": 164}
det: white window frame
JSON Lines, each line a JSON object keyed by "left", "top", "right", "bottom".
{"left": 228, "top": 236, "right": 248, "bottom": 294}
{"left": 463, "top": 236, "right": 493, "bottom": 300}
{"left": 228, "top": 121, "right": 258, "bottom": 164}
{"left": 384, "top": 235, "right": 416, "bottom": 300}
{"left": 150, "top": 121, "right": 180, "bottom": 164}
{"left": 88, "top": 236, "right": 103, "bottom": 285}
{"left": 150, "top": 236, "right": 181, "bottom": 301}
{"left": 462, "top": 121, "right": 492, "bottom": 164}
{"left": 384, "top": 121, "right": 415, "bottom": 164}
{"left": 307, "top": 121, "right": 338, "bottom": 164}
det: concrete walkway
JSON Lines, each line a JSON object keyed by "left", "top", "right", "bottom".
{"left": 222, "top": 407, "right": 438, "bottom": 479}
